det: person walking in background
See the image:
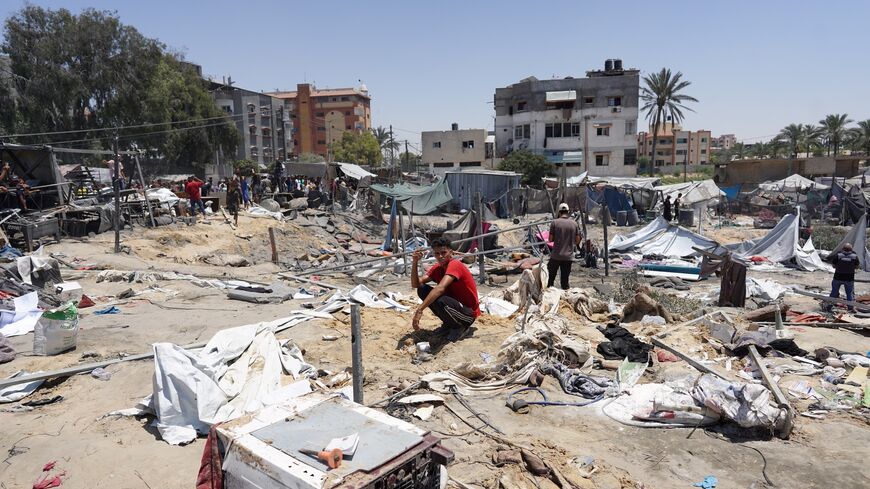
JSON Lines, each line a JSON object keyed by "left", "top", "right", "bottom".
{"left": 827, "top": 242, "right": 859, "bottom": 312}
{"left": 547, "top": 203, "right": 581, "bottom": 290}
{"left": 673, "top": 193, "right": 682, "bottom": 222}
{"left": 663, "top": 195, "right": 673, "bottom": 222}
{"left": 240, "top": 173, "right": 251, "bottom": 210}
{"left": 184, "top": 176, "right": 206, "bottom": 217}
{"left": 226, "top": 178, "right": 241, "bottom": 227}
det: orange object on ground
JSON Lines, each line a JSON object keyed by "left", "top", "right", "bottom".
{"left": 298, "top": 448, "right": 343, "bottom": 469}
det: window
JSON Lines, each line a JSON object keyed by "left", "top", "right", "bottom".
{"left": 583, "top": 96, "right": 594, "bottom": 105}
{"left": 655, "top": 159, "right": 665, "bottom": 166}
{"left": 625, "top": 121, "right": 635, "bottom": 135}
{"left": 701, "top": 137, "right": 707, "bottom": 143}
{"left": 516, "top": 101, "right": 527, "bottom": 112}
{"left": 346, "top": 125, "right": 352, "bottom": 129}
{"left": 596, "top": 126, "right": 610, "bottom": 136}
{"left": 572, "top": 122, "right": 580, "bottom": 136}
{"left": 701, "top": 149, "right": 707, "bottom": 154}
{"left": 317, "top": 126, "right": 325, "bottom": 131}
{"left": 676, "top": 138, "right": 688, "bottom": 144}
{"left": 545, "top": 123, "right": 579, "bottom": 138}
{"left": 514, "top": 124, "right": 530, "bottom": 139}
{"left": 624, "top": 149, "right": 637, "bottom": 165}
{"left": 316, "top": 112, "right": 324, "bottom": 117}
{"left": 459, "top": 161, "right": 481, "bottom": 167}
{"left": 658, "top": 139, "right": 669, "bottom": 145}
{"left": 595, "top": 153, "right": 610, "bottom": 166}
{"left": 221, "top": 105, "right": 233, "bottom": 114}
{"left": 331, "top": 97, "right": 338, "bottom": 102}
{"left": 462, "top": 140, "right": 475, "bottom": 149}
{"left": 433, "top": 162, "right": 453, "bottom": 168}
{"left": 317, "top": 139, "right": 326, "bottom": 145}
{"left": 607, "top": 96, "right": 622, "bottom": 107}
{"left": 341, "top": 96, "right": 349, "bottom": 101}
{"left": 432, "top": 141, "right": 442, "bottom": 148}
{"left": 345, "top": 111, "right": 351, "bottom": 116}
{"left": 676, "top": 149, "right": 687, "bottom": 155}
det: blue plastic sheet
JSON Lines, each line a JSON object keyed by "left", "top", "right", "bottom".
{"left": 719, "top": 185, "right": 741, "bottom": 201}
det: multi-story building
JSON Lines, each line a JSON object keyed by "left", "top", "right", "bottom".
{"left": 422, "top": 124, "right": 494, "bottom": 174}
{"left": 638, "top": 123, "right": 712, "bottom": 167}
{"left": 712, "top": 134, "right": 737, "bottom": 150}
{"left": 268, "top": 83, "right": 372, "bottom": 160}
{"left": 494, "top": 59, "right": 640, "bottom": 177}
{"left": 209, "top": 79, "right": 292, "bottom": 172}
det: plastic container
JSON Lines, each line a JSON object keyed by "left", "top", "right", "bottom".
{"left": 627, "top": 209, "right": 639, "bottom": 226}
{"left": 616, "top": 211, "right": 628, "bottom": 226}
{"left": 678, "top": 208, "right": 695, "bottom": 227}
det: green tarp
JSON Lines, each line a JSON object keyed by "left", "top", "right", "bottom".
{"left": 370, "top": 178, "right": 453, "bottom": 215}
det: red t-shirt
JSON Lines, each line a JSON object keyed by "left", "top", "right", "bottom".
{"left": 427, "top": 260, "right": 480, "bottom": 317}
{"left": 185, "top": 181, "right": 203, "bottom": 200}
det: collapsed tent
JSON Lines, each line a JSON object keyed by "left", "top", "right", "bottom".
{"left": 609, "top": 216, "right": 719, "bottom": 258}
{"left": 657, "top": 179, "right": 724, "bottom": 208}
{"left": 759, "top": 174, "right": 829, "bottom": 192}
{"left": 337, "top": 162, "right": 375, "bottom": 181}
{"left": 825, "top": 214, "right": 870, "bottom": 272}
{"left": 370, "top": 177, "right": 453, "bottom": 215}
{"left": 586, "top": 184, "right": 632, "bottom": 215}
{"left": 729, "top": 213, "right": 831, "bottom": 271}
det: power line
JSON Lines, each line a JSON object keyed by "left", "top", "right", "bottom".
{"left": 0, "top": 113, "right": 244, "bottom": 139}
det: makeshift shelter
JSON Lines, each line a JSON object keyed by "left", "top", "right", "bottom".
{"left": 586, "top": 184, "right": 633, "bottom": 215}
{"left": 508, "top": 187, "right": 557, "bottom": 216}
{"left": 336, "top": 162, "right": 375, "bottom": 181}
{"left": 441, "top": 209, "right": 498, "bottom": 252}
{"left": 759, "top": 174, "right": 829, "bottom": 192}
{"left": 729, "top": 213, "right": 831, "bottom": 271}
{"left": 0, "top": 143, "right": 69, "bottom": 207}
{"left": 825, "top": 214, "right": 870, "bottom": 272}
{"left": 609, "top": 216, "right": 719, "bottom": 258}
{"left": 657, "top": 179, "right": 724, "bottom": 207}
{"left": 370, "top": 177, "right": 453, "bottom": 215}
{"left": 445, "top": 170, "right": 521, "bottom": 217}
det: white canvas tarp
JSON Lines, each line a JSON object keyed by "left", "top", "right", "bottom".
{"left": 609, "top": 216, "right": 719, "bottom": 258}
{"left": 656, "top": 179, "right": 724, "bottom": 207}
{"left": 337, "top": 162, "right": 375, "bottom": 181}
{"left": 730, "top": 213, "right": 832, "bottom": 271}
{"left": 826, "top": 213, "right": 870, "bottom": 272}
{"left": 588, "top": 176, "right": 660, "bottom": 190}
{"left": 759, "top": 174, "right": 829, "bottom": 192}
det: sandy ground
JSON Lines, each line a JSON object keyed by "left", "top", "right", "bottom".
{"left": 1, "top": 212, "right": 869, "bottom": 488}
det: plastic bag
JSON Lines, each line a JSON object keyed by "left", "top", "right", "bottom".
{"left": 33, "top": 301, "right": 79, "bottom": 356}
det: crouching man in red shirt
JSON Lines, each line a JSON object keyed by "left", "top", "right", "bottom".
{"left": 411, "top": 237, "right": 480, "bottom": 342}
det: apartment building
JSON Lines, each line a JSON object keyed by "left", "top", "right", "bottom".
{"left": 209, "top": 79, "right": 292, "bottom": 170}
{"left": 494, "top": 59, "right": 640, "bottom": 177}
{"left": 422, "top": 124, "right": 494, "bottom": 174}
{"left": 269, "top": 83, "right": 372, "bottom": 159}
{"left": 638, "top": 123, "right": 712, "bottom": 166}
{"left": 712, "top": 134, "right": 737, "bottom": 150}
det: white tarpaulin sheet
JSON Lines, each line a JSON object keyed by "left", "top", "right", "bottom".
{"left": 759, "top": 174, "right": 829, "bottom": 192}
{"left": 0, "top": 292, "right": 43, "bottom": 337}
{"left": 338, "top": 162, "right": 375, "bottom": 181}
{"left": 656, "top": 179, "right": 724, "bottom": 206}
{"left": 588, "top": 176, "right": 660, "bottom": 190}
{"left": 731, "top": 213, "right": 832, "bottom": 271}
{"left": 826, "top": 214, "right": 870, "bottom": 272}
{"left": 609, "top": 216, "right": 718, "bottom": 258}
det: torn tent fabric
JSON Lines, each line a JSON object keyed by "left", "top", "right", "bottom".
{"left": 826, "top": 213, "right": 870, "bottom": 272}
{"left": 759, "top": 174, "right": 829, "bottom": 192}
{"left": 729, "top": 213, "right": 832, "bottom": 271}
{"left": 370, "top": 178, "right": 453, "bottom": 215}
{"left": 609, "top": 217, "right": 671, "bottom": 251}
{"left": 608, "top": 217, "right": 720, "bottom": 258}
{"left": 656, "top": 179, "right": 725, "bottom": 207}
{"left": 586, "top": 185, "right": 632, "bottom": 215}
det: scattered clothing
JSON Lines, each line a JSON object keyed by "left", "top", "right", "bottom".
{"left": 94, "top": 306, "right": 120, "bottom": 315}
{"left": 596, "top": 325, "right": 653, "bottom": 363}
{"left": 693, "top": 476, "right": 718, "bottom": 489}
{"left": 540, "top": 362, "right": 612, "bottom": 399}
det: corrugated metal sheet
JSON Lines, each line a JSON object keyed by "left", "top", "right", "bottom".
{"left": 445, "top": 170, "right": 521, "bottom": 217}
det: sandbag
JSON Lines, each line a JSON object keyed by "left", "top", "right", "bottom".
{"left": 33, "top": 301, "right": 79, "bottom": 356}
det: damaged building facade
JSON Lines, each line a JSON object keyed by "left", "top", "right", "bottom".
{"left": 494, "top": 59, "right": 640, "bottom": 178}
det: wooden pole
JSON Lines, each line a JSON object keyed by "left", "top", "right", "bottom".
{"left": 113, "top": 137, "right": 121, "bottom": 253}
{"left": 476, "top": 191, "right": 486, "bottom": 284}
{"left": 350, "top": 304, "right": 364, "bottom": 404}
{"left": 134, "top": 155, "right": 156, "bottom": 228}
{"left": 269, "top": 227, "right": 278, "bottom": 264}
{"left": 602, "top": 203, "right": 610, "bottom": 277}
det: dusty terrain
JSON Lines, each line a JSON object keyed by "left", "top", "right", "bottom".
{"left": 1, "top": 212, "right": 869, "bottom": 489}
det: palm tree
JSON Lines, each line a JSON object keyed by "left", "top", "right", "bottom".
{"left": 749, "top": 141, "right": 768, "bottom": 159}
{"left": 779, "top": 123, "right": 802, "bottom": 159}
{"left": 640, "top": 68, "right": 698, "bottom": 176}
{"left": 848, "top": 120, "right": 870, "bottom": 155}
{"left": 768, "top": 137, "right": 787, "bottom": 159}
{"left": 371, "top": 126, "right": 400, "bottom": 162}
{"left": 819, "top": 113, "right": 853, "bottom": 155}
{"left": 800, "top": 124, "right": 823, "bottom": 156}
{"left": 730, "top": 142, "right": 746, "bottom": 160}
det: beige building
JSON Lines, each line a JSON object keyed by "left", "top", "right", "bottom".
{"left": 422, "top": 125, "right": 493, "bottom": 174}
{"left": 712, "top": 134, "right": 737, "bottom": 150}
{"left": 638, "top": 123, "right": 712, "bottom": 167}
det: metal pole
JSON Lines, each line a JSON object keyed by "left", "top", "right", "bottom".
{"left": 269, "top": 227, "right": 278, "bottom": 264}
{"left": 476, "top": 192, "right": 486, "bottom": 284}
{"left": 135, "top": 155, "right": 156, "bottom": 228}
{"left": 350, "top": 304, "right": 364, "bottom": 404}
{"left": 398, "top": 206, "right": 407, "bottom": 275}
{"left": 113, "top": 136, "right": 121, "bottom": 253}
{"left": 602, "top": 203, "right": 610, "bottom": 277}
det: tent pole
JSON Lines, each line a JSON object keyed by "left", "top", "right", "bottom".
{"left": 602, "top": 203, "right": 610, "bottom": 277}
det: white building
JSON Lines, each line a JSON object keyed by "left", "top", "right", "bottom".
{"left": 494, "top": 59, "right": 640, "bottom": 177}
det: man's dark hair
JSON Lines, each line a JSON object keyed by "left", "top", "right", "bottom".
{"left": 431, "top": 237, "right": 452, "bottom": 249}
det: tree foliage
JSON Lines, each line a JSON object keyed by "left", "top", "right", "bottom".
{"left": 298, "top": 152, "right": 325, "bottom": 163}
{"left": 329, "top": 131, "right": 383, "bottom": 166}
{"left": 640, "top": 68, "right": 698, "bottom": 176}
{"left": 0, "top": 5, "right": 237, "bottom": 168}
{"left": 497, "top": 150, "right": 554, "bottom": 186}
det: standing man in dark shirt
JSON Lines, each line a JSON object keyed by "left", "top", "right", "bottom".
{"left": 673, "top": 193, "right": 682, "bottom": 222}
{"left": 547, "top": 203, "right": 582, "bottom": 290}
{"left": 663, "top": 195, "right": 673, "bottom": 222}
{"left": 828, "top": 243, "right": 859, "bottom": 312}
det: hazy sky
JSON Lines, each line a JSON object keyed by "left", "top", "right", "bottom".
{"left": 2, "top": 1, "right": 869, "bottom": 151}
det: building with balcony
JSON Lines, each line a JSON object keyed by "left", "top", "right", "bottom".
{"left": 638, "top": 123, "right": 712, "bottom": 167}
{"left": 712, "top": 134, "right": 737, "bottom": 150}
{"left": 268, "top": 83, "right": 372, "bottom": 160}
{"left": 422, "top": 124, "right": 494, "bottom": 174}
{"left": 493, "top": 59, "right": 640, "bottom": 177}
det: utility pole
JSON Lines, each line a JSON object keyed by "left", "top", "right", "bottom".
{"left": 404, "top": 140, "right": 409, "bottom": 172}
{"left": 112, "top": 134, "right": 121, "bottom": 253}
{"left": 684, "top": 148, "right": 688, "bottom": 183}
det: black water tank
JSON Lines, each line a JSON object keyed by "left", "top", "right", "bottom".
{"left": 605, "top": 59, "right": 614, "bottom": 72}
{"left": 451, "top": 123, "right": 459, "bottom": 131}
{"left": 614, "top": 59, "right": 623, "bottom": 71}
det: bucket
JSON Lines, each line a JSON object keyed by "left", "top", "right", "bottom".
{"left": 627, "top": 209, "right": 639, "bottom": 226}
{"left": 645, "top": 210, "right": 657, "bottom": 220}
{"left": 616, "top": 211, "right": 628, "bottom": 226}
{"left": 678, "top": 209, "right": 695, "bottom": 227}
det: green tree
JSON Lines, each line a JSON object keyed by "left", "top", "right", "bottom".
{"left": 730, "top": 142, "right": 746, "bottom": 160}
{"left": 640, "top": 68, "right": 698, "bottom": 176}
{"left": 848, "top": 120, "right": 870, "bottom": 155}
{"left": 330, "top": 131, "right": 383, "bottom": 166}
{"left": 779, "top": 123, "right": 802, "bottom": 158}
{"left": 819, "top": 113, "right": 853, "bottom": 155}
{"left": 800, "top": 124, "right": 823, "bottom": 156}
{"left": 298, "top": 152, "right": 325, "bottom": 163}
{"left": 371, "top": 126, "right": 399, "bottom": 161}
{"left": 398, "top": 151, "right": 421, "bottom": 169}
{"left": 497, "top": 150, "right": 554, "bottom": 186}
{"left": 233, "top": 158, "right": 258, "bottom": 175}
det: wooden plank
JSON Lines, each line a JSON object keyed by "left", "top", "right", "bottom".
{"left": 650, "top": 337, "right": 729, "bottom": 380}
{"left": 747, "top": 345, "right": 794, "bottom": 439}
